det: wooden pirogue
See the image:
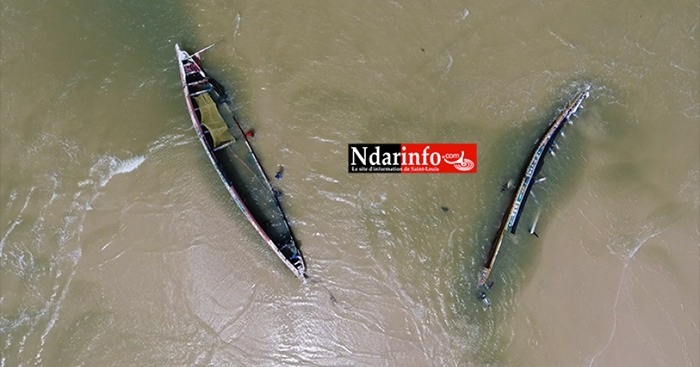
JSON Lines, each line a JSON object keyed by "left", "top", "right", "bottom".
{"left": 175, "top": 44, "right": 306, "bottom": 281}
{"left": 477, "top": 86, "right": 591, "bottom": 303}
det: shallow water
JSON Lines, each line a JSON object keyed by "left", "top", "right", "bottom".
{"left": 1, "top": 1, "right": 698, "bottom": 366}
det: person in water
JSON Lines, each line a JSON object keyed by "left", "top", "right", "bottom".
{"left": 501, "top": 179, "right": 515, "bottom": 192}
{"left": 275, "top": 165, "right": 284, "bottom": 180}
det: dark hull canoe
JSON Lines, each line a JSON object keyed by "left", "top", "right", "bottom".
{"left": 478, "top": 86, "right": 591, "bottom": 297}
{"left": 175, "top": 44, "right": 306, "bottom": 281}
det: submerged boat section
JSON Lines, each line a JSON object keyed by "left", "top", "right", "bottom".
{"left": 175, "top": 44, "right": 306, "bottom": 281}
{"left": 478, "top": 86, "right": 591, "bottom": 302}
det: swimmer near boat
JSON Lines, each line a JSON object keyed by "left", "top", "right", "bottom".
{"left": 477, "top": 86, "right": 591, "bottom": 305}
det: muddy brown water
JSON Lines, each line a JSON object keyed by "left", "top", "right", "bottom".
{"left": 1, "top": 1, "right": 698, "bottom": 366}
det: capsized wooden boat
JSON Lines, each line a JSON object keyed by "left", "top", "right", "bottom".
{"left": 175, "top": 44, "right": 306, "bottom": 281}
{"left": 477, "top": 86, "right": 591, "bottom": 303}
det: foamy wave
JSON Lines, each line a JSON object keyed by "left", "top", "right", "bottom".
{"left": 6, "top": 189, "right": 17, "bottom": 210}
{"left": 318, "top": 190, "right": 359, "bottom": 209}
{"left": 607, "top": 221, "right": 664, "bottom": 266}
{"left": 678, "top": 169, "right": 699, "bottom": 209}
{"left": 304, "top": 172, "right": 339, "bottom": 184}
{"left": 90, "top": 155, "right": 146, "bottom": 187}
{"left": 147, "top": 132, "right": 189, "bottom": 155}
{"left": 0, "top": 187, "right": 35, "bottom": 255}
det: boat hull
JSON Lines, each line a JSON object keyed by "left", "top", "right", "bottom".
{"left": 175, "top": 44, "right": 306, "bottom": 281}
{"left": 478, "top": 86, "right": 591, "bottom": 296}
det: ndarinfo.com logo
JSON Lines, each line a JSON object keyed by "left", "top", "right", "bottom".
{"left": 348, "top": 144, "right": 477, "bottom": 174}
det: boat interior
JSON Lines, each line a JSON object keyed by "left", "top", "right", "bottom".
{"left": 182, "top": 56, "right": 301, "bottom": 265}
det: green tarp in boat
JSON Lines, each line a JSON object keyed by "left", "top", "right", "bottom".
{"left": 194, "top": 93, "right": 234, "bottom": 148}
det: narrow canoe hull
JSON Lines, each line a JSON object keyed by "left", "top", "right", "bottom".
{"left": 478, "top": 86, "right": 591, "bottom": 295}
{"left": 175, "top": 44, "right": 306, "bottom": 281}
